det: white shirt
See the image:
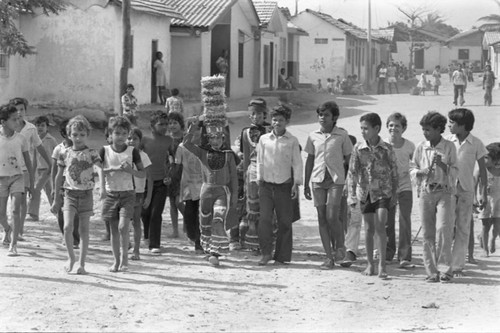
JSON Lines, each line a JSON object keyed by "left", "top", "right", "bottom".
{"left": 134, "top": 151, "right": 151, "bottom": 194}
{"left": 0, "top": 132, "right": 29, "bottom": 176}
{"left": 18, "top": 121, "right": 42, "bottom": 171}
{"left": 385, "top": 138, "right": 415, "bottom": 193}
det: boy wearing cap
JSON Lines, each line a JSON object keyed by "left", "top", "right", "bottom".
{"left": 235, "top": 98, "right": 271, "bottom": 250}
{"left": 256, "top": 105, "right": 303, "bottom": 265}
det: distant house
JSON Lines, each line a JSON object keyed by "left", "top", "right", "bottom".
{"left": 483, "top": 31, "right": 500, "bottom": 80}
{"left": 166, "top": 0, "right": 260, "bottom": 99}
{"left": 252, "top": 1, "right": 307, "bottom": 91}
{"left": 445, "top": 29, "right": 485, "bottom": 71}
{"left": 0, "top": 0, "right": 183, "bottom": 110}
{"left": 291, "top": 9, "right": 388, "bottom": 85}
{"left": 388, "top": 25, "right": 448, "bottom": 73}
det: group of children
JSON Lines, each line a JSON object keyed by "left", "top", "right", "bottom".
{"left": 1, "top": 95, "right": 499, "bottom": 283}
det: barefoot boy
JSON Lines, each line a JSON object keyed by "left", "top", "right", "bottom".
{"left": 0, "top": 104, "right": 34, "bottom": 256}
{"left": 347, "top": 113, "right": 398, "bottom": 278}
{"left": 51, "top": 115, "right": 101, "bottom": 274}
{"left": 99, "top": 116, "right": 145, "bottom": 272}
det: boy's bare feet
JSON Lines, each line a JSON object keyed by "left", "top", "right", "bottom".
{"left": 468, "top": 256, "right": 477, "bottom": 264}
{"left": 119, "top": 265, "right": 128, "bottom": 272}
{"left": 130, "top": 253, "right": 140, "bottom": 260}
{"left": 482, "top": 249, "right": 489, "bottom": 257}
{"left": 258, "top": 254, "right": 273, "bottom": 266}
{"left": 320, "top": 258, "right": 335, "bottom": 270}
{"left": 490, "top": 239, "right": 496, "bottom": 254}
{"left": 362, "top": 264, "right": 375, "bottom": 276}
{"left": 109, "top": 263, "right": 119, "bottom": 272}
{"left": 3, "top": 226, "right": 12, "bottom": 246}
{"left": 7, "top": 244, "right": 18, "bottom": 257}
{"left": 378, "top": 270, "right": 388, "bottom": 279}
{"left": 453, "top": 270, "right": 465, "bottom": 277}
{"left": 76, "top": 266, "right": 87, "bottom": 275}
{"left": 65, "top": 257, "right": 76, "bottom": 273}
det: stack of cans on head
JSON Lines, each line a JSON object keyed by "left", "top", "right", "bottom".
{"left": 200, "top": 75, "right": 227, "bottom": 137}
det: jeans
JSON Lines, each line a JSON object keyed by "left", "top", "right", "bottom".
{"left": 451, "top": 184, "right": 474, "bottom": 271}
{"left": 258, "top": 181, "right": 293, "bottom": 262}
{"left": 453, "top": 84, "right": 465, "bottom": 105}
{"left": 420, "top": 190, "right": 453, "bottom": 277}
{"left": 386, "top": 191, "right": 413, "bottom": 261}
{"left": 141, "top": 180, "right": 168, "bottom": 249}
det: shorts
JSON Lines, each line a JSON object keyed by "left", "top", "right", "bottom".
{"left": 312, "top": 183, "right": 344, "bottom": 207}
{"left": 0, "top": 175, "right": 25, "bottom": 197}
{"left": 387, "top": 77, "right": 397, "bottom": 83}
{"left": 360, "top": 195, "right": 390, "bottom": 214}
{"left": 63, "top": 189, "right": 94, "bottom": 219}
{"left": 101, "top": 190, "right": 135, "bottom": 221}
{"left": 23, "top": 171, "right": 30, "bottom": 189}
{"left": 134, "top": 192, "right": 145, "bottom": 208}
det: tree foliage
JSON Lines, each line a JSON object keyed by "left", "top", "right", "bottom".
{"left": 0, "top": 0, "right": 66, "bottom": 56}
{"left": 478, "top": 0, "right": 500, "bottom": 31}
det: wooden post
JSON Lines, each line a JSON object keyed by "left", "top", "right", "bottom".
{"left": 119, "top": 0, "right": 131, "bottom": 116}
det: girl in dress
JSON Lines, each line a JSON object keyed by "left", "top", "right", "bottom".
{"left": 417, "top": 71, "right": 428, "bottom": 96}
{"left": 432, "top": 66, "right": 441, "bottom": 95}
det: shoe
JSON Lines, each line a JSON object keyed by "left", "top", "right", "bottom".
{"left": 150, "top": 248, "right": 161, "bottom": 254}
{"left": 7, "top": 245, "right": 18, "bottom": 257}
{"left": 440, "top": 273, "right": 452, "bottom": 283}
{"left": 208, "top": 255, "right": 220, "bottom": 266}
{"left": 340, "top": 250, "right": 356, "bottom": 268}
{"left": 320, "top": 258, "right": 335, "bottom": 270}
{"left": 229, "top": 242, "right": 242, "bottom": 251}
{"left": 399, "top": 260, "right": 411, "bottom": 268}
{"left": 425, "top": 275, "right": 439, "bottom": 283}
{"left": 258, "top": 254, "right": 273, "bottom": 266}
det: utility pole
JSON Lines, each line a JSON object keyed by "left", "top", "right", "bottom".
{"left": 295, "top": 0, "right": 298, "bottom": 16}
{"left": 365, "top": 0, "right": 372, "bottom": 91}
{"left": 119, "top": 0, "right": 131, "bottom": 115}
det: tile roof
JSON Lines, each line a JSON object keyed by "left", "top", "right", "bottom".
{"left": 279, "top": 7, "right": 292, "bottom": 21}
{"left": 484, "top": 31, "right": 500, "bottom": 45}
{"left": 446, "top": 29, "right": 482, "bottom": 43}
{"left": 253, "top": 0, "right": 277, "bottom": 25}
{"left": 371, "top": 28, "right": 394, "bottom": 42}
{"left": 305, "top": 9, "right": 375, "bottom": 41}
{"left": 166, "top": 0, "right": 235, "bottom": 28}
{"left": 112, "top": 0, "right": 184, "bottom": 19}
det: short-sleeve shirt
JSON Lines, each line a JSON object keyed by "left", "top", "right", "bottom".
{"left": 165, "top": 96, "right": 184, "bottom": 114}
{"left": 384, "top": 138, "right": 415, "bottom": 193}
{"left": 304, "top": 126, "right": 353, "bottom": 185}
{"left": 58, "top": 146, "right": 101, "bottom": 190}
{"left": 18, "top": 121, "right": 42, "bottom": 171}
{"left": 99, "top": 145, "right": 142, "bottom": 192}
{"left": 134, "top": 151, "right": 151, "bottom": 194}
{"left": 0, "top": 132, "right": 29, "bottom": 176}
{"left": 37, "top": 133, "right": 58, "bottom": 169}
{"left": 175, "top": 143, "right": 203, "bottom": 201}
{"left": 445, "top": 133, "right": 488, "bottom": 192}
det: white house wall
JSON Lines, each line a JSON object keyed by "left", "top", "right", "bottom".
{"left": 171, "top": 34, "right": 203, "bottom": 100}
{"left": 392, "top": 41, "right": 444, "bottom": 73}
{"left": 292, "top": 13, "right": 346, "bottom": 85}
{"left": 229, "top": 2, "right": 255, "bottom": 99}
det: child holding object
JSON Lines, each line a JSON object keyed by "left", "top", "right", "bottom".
{"left": 51, "top": 115, "right": 101, "bottom": 274}
{"left": 347, "top": 113, "right": 398, "bottom": 278}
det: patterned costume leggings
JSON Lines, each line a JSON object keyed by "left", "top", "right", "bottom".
{"left": 199, "top": 184, "right": 230, "bottom": 255}
{"left": 243, "top": 179, "right": 260, "bottom": 249}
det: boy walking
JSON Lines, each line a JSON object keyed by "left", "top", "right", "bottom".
{"left": 304, "top": 101, "right": 353, "bottom": 269}
{"left": 0, "top": 104, "right": 34, "bottom": 256}
{"left": 347, "top": 113, "right": 398, "bottom": 278}
{"left": 411, "top": 111, "right": 458, "bottom": 283}
{"left": 256, "top": 105, "right": 303, "bottom": 265}
{"left": 141, "top": 111, "right": 173, "bottom": 254}
{"left": 446, "top": 108, "right": 488, "bottom": 276}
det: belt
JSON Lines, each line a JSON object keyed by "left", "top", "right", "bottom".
{"left": 426, "top": 183, "right": 444, "bottom": 191}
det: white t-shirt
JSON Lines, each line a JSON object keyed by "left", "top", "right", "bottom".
{"left": 101, "top": 145, "right": 141, "bottom": 192}
{"left": 18, "top": 121, "right": 42, "bottom": 171}
{"left": 385, "top": 138, "right": 415, "bottom": 193}
{"left": 134, "top": 151, "right": 151, "bottom": 194}
{"left": 0, "top": 132, "right": 29, "bottom": 176}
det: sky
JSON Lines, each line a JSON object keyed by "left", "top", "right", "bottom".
{"left": 276, "top": 0, "right": 499, "bottom": 31}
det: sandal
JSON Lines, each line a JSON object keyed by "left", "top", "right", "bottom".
{"left": 425, "top": 275, "right": 439, "bottom": 283}
{"left": 129, "top": 254, "right": 141, "bottom": 260}
{"left": 439, "top": 273, "right": 452, "bottom": 283}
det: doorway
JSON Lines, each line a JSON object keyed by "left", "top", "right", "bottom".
{"left": 414, "top": 48, "right": 424, "bottom": 69}
{"left": 151, "top": 40, "right": 158, "bottom": 103}
{"left": 269, "top": 42, "right": 274, "bottom": 90}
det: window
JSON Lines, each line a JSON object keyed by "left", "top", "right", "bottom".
{"left": 314, "top": 38, "right": 328, "bottom": 44}
{"left": 458, "top": 49, "right": 469, "bottom": 60}
{"left": 238, "top": 31, "right": 244, "bottom": 78}
{"left": 0, "top": 49, "right": 8, "bottom": 77}
{"left": 263, "top": 45, "right": 269, "bottom": 84}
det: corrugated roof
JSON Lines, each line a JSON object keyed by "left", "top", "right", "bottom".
{"left": 166, "top": 0, "right": 234, "bottom": 28}
{"left": 253, "top": 0, "right": 277, "bottom": 25}
{"left": 446, "top": 29, "right": 482, "bottom": 43}
{"left": 484, "top": 31, "right": 500, "bottom": 45}
{"left": 305, "top": 9, "right": 374, "bottom": 41}
{"left": 372, "top": 28, "right": 394, "bottom": 42}
{"left": 112, "top": 0, "right": 184, "bottom": 19}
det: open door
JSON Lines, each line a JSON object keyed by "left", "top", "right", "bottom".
{"left": 151, "top": 40, "right": 158, "bottom": 103}
{"left": 269, "top": 42, "right": 274, "bottom": 90}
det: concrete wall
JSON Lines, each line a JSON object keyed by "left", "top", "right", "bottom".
{"left": 171, "top": 35, "right": 202, "bottom": 100}
{"left": 392, "top": 41, "right": 445, "bottom": 73}
{"left": 229, "top": 2, "right": 255, "bottom": 99}
{"left": 292, "top": 13, "right": 346, "bottom": 85}
{"left": 0, "top": 2, "right": 171, "bottom": 110}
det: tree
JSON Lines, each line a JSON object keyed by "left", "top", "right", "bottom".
{"left": 397, "top": 5, "right": 429, "bottom": 76}
{"left": 478, "top": 0, "right": 500, "bottom": 30}
{"left": 119, "top": 0, "right": 131, "bottom": 115}
{"left": 0, "top": 0, "right": 66, "bottom": 56}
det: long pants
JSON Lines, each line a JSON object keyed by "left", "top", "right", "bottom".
{"left": 184, "top": 199, "right": 200, "bottom": 244}
{"left": 199, "top": 184, "right": 230, "bottom": 254}
{"left": 141, "top": 180, "right": 168, "bottom": 249}
{"left": 258, "top": 181, "right": 293, "bottom": 262}
{"left": 377, "top": 78, "right": 386, "bottom": 94}
{"left": 386, "top": 191, "right": 413, "bottom": 261}
{"left": 243, "top": 179, "right": 260, "bottom": 249}
{"left": 484, "top": 85, "right": 493, "bottom": 106}
{"left": 27, "top": 169, "right": 52, "bottom": 218}
{"left": 420, "top": 190, "right": 453, "bottom": 277}
{"left": 453, "top": 84, "right": 465, "bottom": 105}
{"left": 451, "top": 184, "right": 474, "bottom": 271}
{"left": 345, "top": 205, "right": 362, "bottom": 255}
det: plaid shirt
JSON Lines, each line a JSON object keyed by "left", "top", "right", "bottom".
{"left": 348, "top": 137, "right": 398, "bottom": 205}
